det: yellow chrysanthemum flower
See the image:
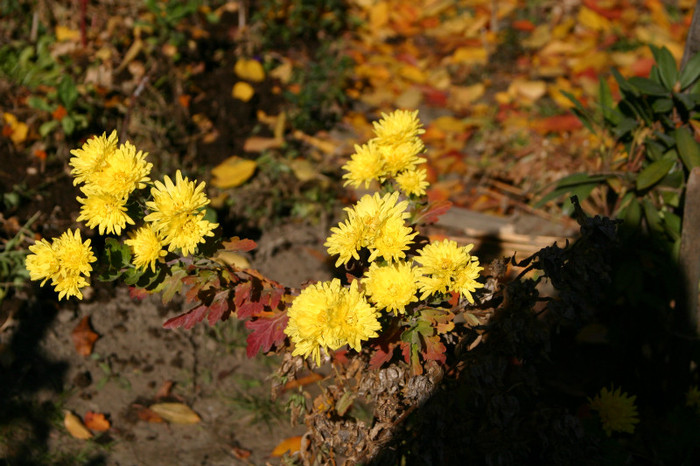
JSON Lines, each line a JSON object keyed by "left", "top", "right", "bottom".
{"left": 160, "top": 213, "right": 218, "bottom": 257}
{"left": 88, "top": 141, "right": 152, "bottom": 198}
{"left": 25, "top": 239, "right": 59, "bottom": 285}
{"left": 395, "top": 168, "right": 429, "bottom": 197}
{"left": 372, "top": 109, "right": 425, "bottom": 145}
{"left": 686, "top": 386, "right": 700, "bottom": 414}
{"left": 342, "top": 141, "right": 385, "bottom": 188}
{"left": 69, "top": 130, "right": 118, "bottom": 186}
{"left": 325, "top": 192, "right": 416, "bottom": 267}
{"left": 589, "top": 386, "right": 640, "bottom": 436}
{"left": 414, "top": 239, "right": 483, "bottom": 300}
{"left": 284, "top": 279, "right": 381, "bottom": 365}
{"left": 125, "top": 225, "right": 167, "bottom": 272}
{"left": 376, "top": 139, "right": 425, "bottom": 176}
{"left": 26, "top": 229, "right": 96, "bottom": 300}
{"left": 144, "top": 170, "right": 218, "bottom": 256}
{"left": 76, "top": 190, "right": 134, "bottom": 235}
{"left": 362, "top": 261, "right": 419, "bottom": 314}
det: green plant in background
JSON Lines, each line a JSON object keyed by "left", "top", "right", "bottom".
{"left": 0, "top": 212, "right": 39, "bottom": 305}
{"left": 537, "top": 46, "right": 700, "bottom": 258}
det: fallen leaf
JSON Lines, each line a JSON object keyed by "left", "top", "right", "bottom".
{"left": 52, "top": 105, "right": 67, "bottom": 121}
{"left": 2, "top": 113, "right": 29, "bottom": 145}
{"left": 84, "top": 411, "right": 110, "bottom": 431}
{"left": 211, "top": 156, "right": 257, "bottom": 188}
{"left": 270, "top": 435, "right": 302, "bottom": 457}
{"left": 451, "top": 46, "right": 488, "bottom": 65}
{"left": 55, "top": 25, "right": 80, "bottom": 42}
{"left": 234, "top": 58, "right": 265, "bottom": 82}
{"left": 155, "top": 380, "right": 174, "bottom": 399}
{"left": 287, "top": 159, "right": 318, "bottom": 182}
{"left": 64, "top": 411, "right": 93, "bottom": 439}
{"left": 291, "top": 130, "right": 336, "bottom": 154}
{"left": 137, "top": 406, "right": 164, "bottom": 423}
{"left": 232, "top": 81, "right": 255, "bottom": 102}
{"left": 231, "top": 446, "right": 252, "bottom": 459}
{"left": 243, "top": 136, "right": 283, "bottom": 152}
{"left": 71, "top": 316, "right": 99, "bottom": 356}
{"left": 149, "top": 403, "right": 201, "bottom": 424}
{"left": 270, "top": 60, "right": 293, "bottom": 83}
{"left": 282, "top": 372, "right": 323, "bottom": 391}
{"left": 213, "top": 251, "right": 251, "bottom": 268}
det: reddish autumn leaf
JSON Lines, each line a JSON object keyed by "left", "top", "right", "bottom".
{"left": 162, "top": 305, "right": 208, "bottom": 330}
{"left": 231, "top": 446, "right": 252, "bottom": 459}
{"left": 532, "top": 114, "right": 583, "bottom": 135}
{"left": 222, "top": 236, "right": 257, "bottom": 252}
{"left": 412, "top": 199, "right": 453, "bottom": 225}
{"left": 156, "top": 380, "right": 174, "bottom": 399}
{"left": 511, "top": 19, "right": 536, "bottom": 32}
{"left": 128, "top": 286, "right": 149, "bottom": 300}
{"left": 178, "top": 94, "right": 191, "bottom": 108}
{"left": 52, "top": 105, "right": 67, "bottom": 121}
{"left": 245, "top": 312, "right": 288, "bottom": 357}
{"left": 582, "top": 0, "right": 622, "bottom": 19}
{"left": 34, "top": 149, "right": 47, "bottom": 160}
{"left": 136, "top": 407, "right": 164, "bottom": 423}
{"left": 282, "top": 372, "right": 323, "bottom": 391}
{"left": 422, "top": 334, "right": 447, "bottom": 364}
{"left": 237, "top": 301, "right": 265, "bottom": 320}
{"left": 84, "top": 411, "right": 110, "bottom": 431}
{"left": 369, "top": 343, "right": 397, "bottom": 369}
{"left": 72, "top": 316, "right": 99, "bottom": 356}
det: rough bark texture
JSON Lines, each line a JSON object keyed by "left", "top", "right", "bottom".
{"left": 680, "top": 167, "right": 700, "bottom": 334}
{"left": 681, "top": 1, "right": 700, "bottom": 70}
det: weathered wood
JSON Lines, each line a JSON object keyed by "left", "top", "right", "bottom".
{"left": 679, "top": 167, "right": 700, "bottom": 334}
{"left": 681, "top": 0, "right": 700, "bottom": 70}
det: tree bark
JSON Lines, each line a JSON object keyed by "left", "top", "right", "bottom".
{"left": 681, "top": 1, "right": 700, "bottom": 70}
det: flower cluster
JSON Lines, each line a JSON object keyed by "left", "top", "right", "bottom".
{"left": 286, "top": 110, "right": 484, "bottom": 364}
{"left": 343, "top": 109, "right": 428, "bottom": 197}
{"left": 589, "top": 386, "right": 640, "bottom": 436}
{"left": 26, "top": 131, "right": 218, "bottom": 299}
{"left": 25, "top": 229, "right": 96, "bottom": 300}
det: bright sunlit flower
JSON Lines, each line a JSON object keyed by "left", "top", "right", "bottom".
{"left": 25, "top": 239, "right": 59, "bottom": 285}
{"left": 343, "top": 141, "right": 385, "bottom": 188}
{"left": 89, "top": 141, "right": 152, "bottom": 198}
{"left": 589, "top": 386, "right": 640, "bottom": 436}
{"left": 144, "top": 170, "right": 217, "bottom": 256}
{"left": 414, "top": 239, "right": 483, "bottom": 300}
{"left": 69, "top": 130, "right": 118, "bottom": 186}
{"left": 376, "top": 138, "right": 425, "bottom": 175}
{"left": 395, "top": 168, "right": 429, "bottom": 197}
{"left": 76, "top": 190, "right": 134, "bottom": 235}
{"left": 372, "top": 109, "right": 425, "bottom": 145}
{"left": 368, "top": 215, "right": 417, "bottom": 263}
{"left": 325, "top": 217, "right": 364, "bottom": 266}
{"left": 26, "top": 229, "right": 97, "bottom": 300}
{"left": 125, "top": 225, "right": 167, "bottom": 272}
{"left": 362, "top": 261, "right": 419, "bottom": 314}
{"left": 284, "top": 279, "right": 381, "bottom": 365}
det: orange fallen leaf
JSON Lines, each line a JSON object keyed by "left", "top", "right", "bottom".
{"left": 84, "top": 411, "right": 111, "bottom": 431}
{"left": 282, "top": 372, "right": 323, "bottom": 391}
{"left": 178, "top": 94, "right": 191, "bottom": 108}
{"left": 232, "top": 81, "right": 255, "bottom": 102}
{"left": 52, "top": 105, "right": 67, "bottom": 121}
{"left": 532, "top": 114, "right": 583, "bottom": 135}
{"left": 231, "top": 446, "right": 252, "bottom": 459}
{"left": 2, "top": 113, "right": 29, "bottom": 145}
{"left": 137, "top": 406, "right": 165, "bottom": 423}
{"left": 64, "top": 411, "right": 93, "bottom": 439}
{"left": 155, "top": 380, "right": 174, "bottom": 399}
{"left": 270, "top": 435, "right": 302, "bottom": 457}
{"left": 34, "top": 149, "right": 47, "bottom": 161}
{"left": 72, "top": 315, "right": 99, "bottom": 356}
{"left": 512, "top": 19, "right": 536, "bottom": 32}
{"left": 211, "top": 156, "right": 257, "bottom": 188}
{"left": 149, "top": 402, "right": 201, "bottom": 424}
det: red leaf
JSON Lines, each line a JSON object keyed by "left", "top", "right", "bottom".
{"left": 412, "top": 200, "right": 453, "bottom": 225}
{"left": 207, "top": 292, "right": 232, "bottom": 325}
{"left": 222, "top": 236, "right": 257, "bottom": 252}
{"left": 532, "top": 114, "right": 583, "bottom": 135}
{"left": 72, "top": 316, "right": 99, "bottom": 356}
{"left": 511, "top": 19, "right": 535, "bottom": 32}
{"left": 422, "top": 334, "right": 447, "bottom": 364}
{"left": 369, "top": 343, "right": 397, "bottom": 369}
{"left": 234, "top": 282, "right": 252, "bottom": 308}
{"left": 245, "top": 312, "right": 288, "bottom": 358}
{"left": 129, "top": 286, "right": 149, "bottom": 300}
{"left": 237, "top": 301, "right": 264, "bottom": 319}
{"left": 163, "top": 305, "right": 208, "bottom": 330}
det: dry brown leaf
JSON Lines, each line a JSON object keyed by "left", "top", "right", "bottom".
{"left": 137, "top": 406, "right": 164, "bottom": 423}
{"left": 270, "top": 435, "right": 302, "bottom": 457}
{"left": 155, "top": 380, "right": 174, "bottom": 399}
{"left": 64, "top": 411, "right": 93, "bottom": 439}
{"left": 84, "top": 411, "right": 111, "bottom": 431}
{"left": 149, "top": 402, "right": 201, "bottom": 424}
{"left": 243, "top": 136, "right": 283, "bottom": 152}
{"left": 282, "top": 372, "right": 323, "bottom": 391}
{"left": 211, "top": 156, "right": 257, "bottom": 189}
{"left": 71, "top": 315, "right": 99, "bottom": 356}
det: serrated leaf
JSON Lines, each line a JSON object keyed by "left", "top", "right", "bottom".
{"left": 245, "top": 311, "right": 288, "bottom": 357}
{"left": 162, "top": 304, "right": 208, "bottom": 330}
{"left": 674, "top": 127, "right": 700, "bottom": 170}
{"left": 149, "top": 403, "right": 201, "bottom": 424}
{"left": 222, "top": 236, "right": 257, "bottom": 252}
{"left": 636, "top": 158, "right": 675, "bottom": 190}
{"left": 161, "top": 268, "right": 188, "bottom": 303}
{"left": 64, "top": 411, "right": 93, "bottom": 439}
{"left": 680, "top": 51, "right": 700, "bottom": 90}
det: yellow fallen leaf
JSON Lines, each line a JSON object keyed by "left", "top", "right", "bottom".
{"left": 451, "top": 47, "right": 488, "bottom": 65}
{"left": 509, "top": 79, "right": 547, "bottom": 102}
{"left": 2, "top": 113, "right": 29, "bottom": 145}
{"left": 55, "top": 25, "right": 80, "bottom": 42}
{"left": 291, "top": 130, "right": 336, "bottom": 155}
{"left": 234, "top": 58, "right": 265, "bottom": 82}
{"left": 369, "top": 1, "right": 389, "bottom": 29}
{"left": 211, "top": 156, "right": 257, "bottom": 188}
{"left": 399, "top": 64, "right": 426, "bottom": 84}
{"left": 430, "top": 116, "right": 468, "bottom": 133}
{"left": 232, "top": 81, "right": 255, "bottom": 102}
{"left": 287, "top": 159, "right": 317, "bottom": 182}
{"left": 449, "top": 83, "right": 485, "bottom": 110}
{"left": 577, "top": 6, "right": 611, "bottom": 31}
{"left": 395, "top": 88, "right": 423, "bottom": 109}
{"left": 270, "top": 435, "right": 302, "bottom": 457}
{"left": 149, "top": 403, "right": 201, "bottom": 424}
{"left": 213, "top": 251, "right": 251, "bottom": 269}
{"left": 270, "top": 60, "right": 292, "bottom": 83}
{"left": 64, "top": 411, "right": 93, "bottom": 439}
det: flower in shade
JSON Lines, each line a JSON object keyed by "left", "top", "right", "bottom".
{"left": 362, "top": 261, "right": 419, "bottom": 314}
{"left": 89, "top": 141, "right": 152, "bottom": 198}
{"left": 414, "top": 239, "right": 483, "bottom": 300}
{"left": 69, "top": 130, "right": 118, "bottom": 186}
{"left": 342, "top": 141, "right": 385, "bottom": 188}
{"left": 144, "top": 170, "right": 218, "bottom": 256}
{"left": 76, "top": 190, "right": 134, "bottom": 235}
{"left": 125, "top": 225, "right": 167, "bottom": 272}
{"left": 26, "top": 229, "right": 96, "bottom": 300}
{"left": 284, "top": 279, "right": 381, "bottom": 365}
{"left": 588, "top": 386, "right": 640, "bottom": 436}
{"left": 395, "top": 168, "right": 429, "bottom": 197}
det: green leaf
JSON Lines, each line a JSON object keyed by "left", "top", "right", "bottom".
{"left": 642, "top": 198, "right": 663, "bottom": 232}
{"left": 39, "top": 120, "right": 59, "bottom": 137}
{"left": 599, "top": 77, "right": 617, "bottom": 123}
{"left": 636, "top": 157, "right": 675, "bottom": 191}
{"left": 673, "top": 92, "right": 695, "bottom": 112}
{"left": 680, "top": 51, "right": 700, "bottom": 90}
{"left": 533, "top": 174, "right": 607, "bottom": 208}
{"left": 652, "top": 98, "right": 673, "bottom": 113}
{"left": 662, "top": 211, "right": 681, "bottom": 240}
{"left": 612, "top": 68, "right": 636, "bottom": 94}
{"left": 620, "top": 196, "right": 641, "bottom": 229}
{"left": 673, "top": 127, "right": 700, "bottom": 170}
{"left": 628, "top": 77, "right": 669, "bottom": 96}
{"left": 649, "top": 45, "right": 678, "bottom": 90}
{"left": 27, "top": 96, "right": 53, "bottom": 112}
{"left": 661, "top": 190, "right": 681, "bottom": 208}
{"left": 57, "top": 75, "right": 78, "bottom": 109}
{"left": 61, "top": 116, "right": 75, "bottom": 135}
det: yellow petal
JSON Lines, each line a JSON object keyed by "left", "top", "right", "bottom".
{"left": 64, "top": 411, "right": 93, "bottom": 439}
{"left": 234, "top": 58, "right": 265, "bottom": 82}
{"left": 149, "top": 403, "right": 201, "bottom": 424}
{"left": 232, "top": 81, "right": 255, "bottom": 102}
{"left": 211, "top": 156, "right": 257, "bottom": 188}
